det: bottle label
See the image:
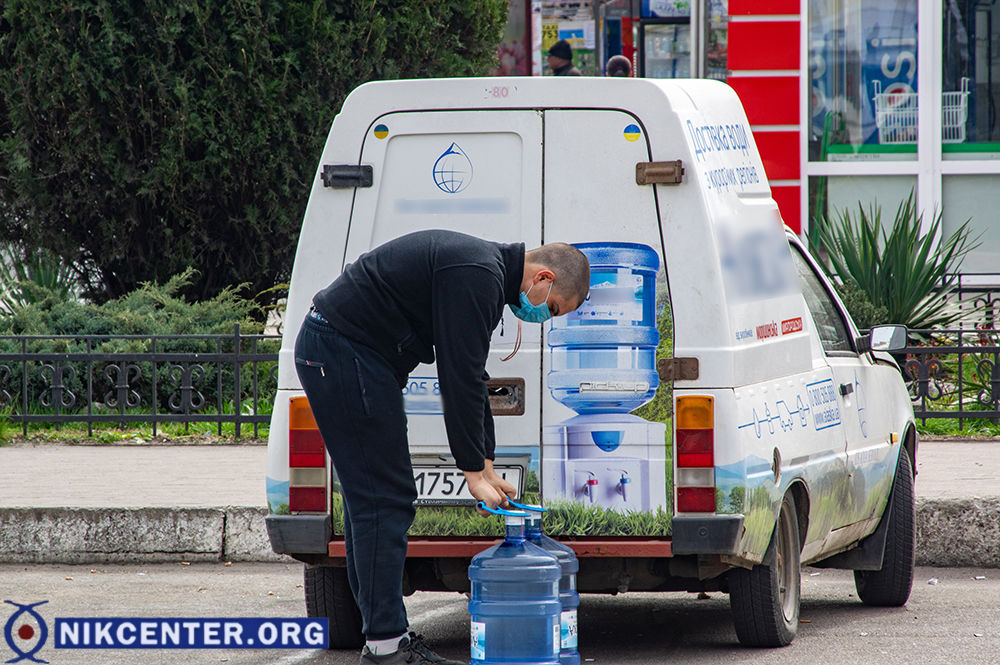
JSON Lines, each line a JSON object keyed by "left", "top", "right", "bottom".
{"left": 553, "top": 618, "right": 560, "bottom": 655}
{"left": 561, "top": 609, "right": 578, "bottom": 649}
{"left": 470, "top": 621, "right": 486, "bottom": 660}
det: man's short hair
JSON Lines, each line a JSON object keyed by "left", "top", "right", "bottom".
{"left": 606, "top": 55, "right": 632, "bottom": 77}
{"left": 527, "top": 243, "right": 590, "bottom": 308}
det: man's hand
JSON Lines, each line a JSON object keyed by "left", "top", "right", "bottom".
{"left": 464, "top": 469, "right": 507, "bottom": 516}
{"left": 483, "top": 458, "right": 517, "bottom": 501}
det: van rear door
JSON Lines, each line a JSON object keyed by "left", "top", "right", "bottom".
{"left": 341, "top": 110, "right": 543, "bottom": 507}
{"left": 540, "top": 109, "right": 674, "bottom": 536}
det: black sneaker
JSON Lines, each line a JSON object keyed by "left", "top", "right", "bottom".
{"left": 359, "top": 632, "right": 464, "bottom": 665}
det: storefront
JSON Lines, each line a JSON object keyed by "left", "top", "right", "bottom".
{"left": 496, "top": 1, "right": 1000, "bottom": 270}
{"left": 802, "top": 0, "right": 1000, "bottom": 273}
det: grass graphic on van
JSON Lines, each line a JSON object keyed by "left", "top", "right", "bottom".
{"left": 329, "top": 463, "right": 677, "bottom": 537}
{"left": 397, "top": 499, "right": 674, "bottom": 538}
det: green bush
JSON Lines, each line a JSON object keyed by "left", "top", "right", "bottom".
{"left": 0, "top": 0, "right": 507, "bottom": 306}
{"left": 2, "top": 269, "right": 257, "bottom": 337}
{"left": 834, "top": 280, "right": 889, "bottom": 330}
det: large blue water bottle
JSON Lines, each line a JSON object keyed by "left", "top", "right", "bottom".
{"left": 547, "top": 242, "right": 660, "bottom": 415}
{"left": 509, "top": 500, "right": 581, "bottom": 665}
{"left": 468, "top": 504, "right": 561, "bottom": 665}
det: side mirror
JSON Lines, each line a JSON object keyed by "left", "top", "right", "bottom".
{"left": 857, "top": 324, "right": 908, "bottom": 353}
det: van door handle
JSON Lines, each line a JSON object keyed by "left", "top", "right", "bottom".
{"left": 839, "top": 382, "right": 854, "bottom": 397}
{"left": 486, "top": 378, "right": 525, "bottom": 416}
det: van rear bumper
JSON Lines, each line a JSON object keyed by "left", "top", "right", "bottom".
{"left": 266, "top": 514, "right": 332, "bottom": 554}
{"left": 328, "top": 538, "right": 674, "bottom": 558}
{"left": 671, "top": 515, "right": 744, "bottom": 555}
{"left": 268, "top": 518, "right": 740, "bottom": 558}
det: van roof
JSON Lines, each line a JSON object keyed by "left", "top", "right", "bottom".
{"left": 336, "top": 76, "right": 720, "bottom": 129}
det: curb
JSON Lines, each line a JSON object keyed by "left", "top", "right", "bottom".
{"left": 915, "top": 497, "right": 1000, "bottom": 568}
{"left": 0, "top": 507, "right": 284, "bottom": 564}
{"left": 1, "top": 498, "right": 997, "bottom": 567}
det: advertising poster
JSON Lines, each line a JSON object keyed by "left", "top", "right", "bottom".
{"left": 810, "top": 1, "right": 918, "bottom": 146}
{"left": 642, "top": 0, "right": 691, "bottom": 18}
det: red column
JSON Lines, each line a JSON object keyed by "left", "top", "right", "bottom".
{"left": 727, "top": 1, "right": 802, "bottom": 233}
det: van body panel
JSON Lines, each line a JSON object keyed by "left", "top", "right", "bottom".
{"left": 265, "top": 390, "right": 296, "bottom": 512}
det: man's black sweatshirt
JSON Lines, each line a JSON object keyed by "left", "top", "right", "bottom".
{"left": 311, "top": 230, "right": 525, "bottom": 472}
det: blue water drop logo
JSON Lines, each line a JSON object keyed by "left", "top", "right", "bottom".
{"left": 433, "top": 143, "right": 473, "bottom": 194}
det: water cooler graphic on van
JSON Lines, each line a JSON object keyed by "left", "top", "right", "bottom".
{"left": 542, "top": 243, "right": 668, "bottom": 513}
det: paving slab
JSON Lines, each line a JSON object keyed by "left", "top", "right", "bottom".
{"left": 0, "top": 444, "right": 267, "bottom": 508}
{"left": 914, "top": 439, "right": 1000, "bottom": 500}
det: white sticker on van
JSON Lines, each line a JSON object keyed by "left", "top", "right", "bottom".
{"left": 738, "top": 395, "right": 811, "bottom": 439}
{"left": 807, "top": 378, "right": 842, "bottom": 430}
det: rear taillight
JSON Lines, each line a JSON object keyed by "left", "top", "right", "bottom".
{"left": 288, "top": 396, "right": 329, "bottom": 513}
{"left": 675, "top": 395, "right": 716, "bottom": 513}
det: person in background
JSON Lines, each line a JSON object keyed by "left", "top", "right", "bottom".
{"left": 547, "top": 39, "right": 581, "bottom": 76}
{"left": 605, "top": 54, "right": 632, "bottom": 77}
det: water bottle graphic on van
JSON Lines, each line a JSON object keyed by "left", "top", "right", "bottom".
{"left": 543, "top": 243, "right": 669, "bottom": 515}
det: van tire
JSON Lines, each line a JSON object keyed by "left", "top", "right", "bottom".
{"left": 728, "top": 493, "right": 801, "bottom": 647}
{"left": 854, "top": 450, "right": 915, "bottom": 607}
{"left": 304, "top": 564, "right": 364, "bottom": 649}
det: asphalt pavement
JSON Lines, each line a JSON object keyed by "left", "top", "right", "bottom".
{"left": 1, "top": 562, "right": 998, "bottom": 665}
{"left": 0, "top": 438, "right": 998, "bottom": 565}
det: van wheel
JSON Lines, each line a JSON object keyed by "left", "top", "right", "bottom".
{"left": 728, "top": 493, "right": 801, "bottom": 647}
{"left": 855, "top": 449, "right": 915, "bottom": 606}
{"left": 304, "top": 564, "right": 364, "bottom": 649}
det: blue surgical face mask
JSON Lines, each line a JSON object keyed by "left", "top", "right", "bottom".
{"left": 510, "top": 281, "right": 553, "bottom": 323}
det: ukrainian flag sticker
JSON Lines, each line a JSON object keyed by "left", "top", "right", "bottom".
{"left": 623, "top": 124, "right": 641, "bottom": 142}
{"left": 373, "top": 124, "right": 389, "bottom": 139}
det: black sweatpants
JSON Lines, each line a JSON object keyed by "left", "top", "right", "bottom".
{"left": 294, "top": 314, "right": 417, "bottom": 640}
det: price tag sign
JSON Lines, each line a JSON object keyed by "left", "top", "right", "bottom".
{"left": 542, "top": 24, "right": 558, "bottom": 52}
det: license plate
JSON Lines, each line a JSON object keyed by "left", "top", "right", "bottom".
{"left": 412, "top": 465, "right": 523, "bottom": 506}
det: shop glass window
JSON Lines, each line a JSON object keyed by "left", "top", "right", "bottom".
{"left": 807, "top": 175, "right": 917, "bottom": 243}
{"left": 809, "top": 1, "right": 919, "bottom": 161}
{"left": 707, "top": 0, "right": 728, "bottom": 81}
{"left": 943, "top": 1, "right": 1000, "bottom": 160}
{"left": 943, "top": 175, "right": 1000, "bottom": 273}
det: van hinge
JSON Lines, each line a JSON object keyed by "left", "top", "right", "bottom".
{"left": 321, "top": 164, "right": 373, "bottom": 188}
{"left": 657, "top": 357, "right": 699, "bottom": 381}
{"left": 636, "top": 160, "right": 684, "bottom": 185}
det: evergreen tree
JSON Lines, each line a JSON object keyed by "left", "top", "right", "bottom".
{"left": 0, "top": 0, "right": 507, "bottom": 304}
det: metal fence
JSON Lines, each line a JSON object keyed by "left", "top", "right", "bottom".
{"left": 953, "top": 272, "right": 1000, "bottom": 330}
{"left": 0, "top": 325, "right": 280, "bottom": 438}
{"left": 1, "top": 323, "right": 999, "bottom": 434}
{"left": 905, "top": 328, "right": 1000, "bottom": 427}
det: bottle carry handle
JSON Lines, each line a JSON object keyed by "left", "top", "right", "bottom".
{"left": 506, "top": 498, "right": 547, "bottom": 513}
{"left": 476, "top": 501, "right": 532, "bottom": 517}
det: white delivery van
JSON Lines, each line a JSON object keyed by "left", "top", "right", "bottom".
{"left": 265, "top": 77, "right": 916, "bottom": 649}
